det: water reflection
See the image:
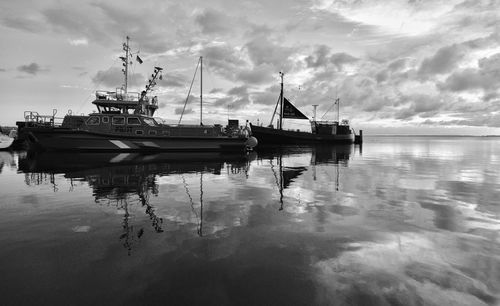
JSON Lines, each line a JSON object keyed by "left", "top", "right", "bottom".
{"left": 17, "top": 146, "right": 355, "bottom": 251}
{"left": 18, "top": 151, "right": 253, "bottom": 254}
{"left": 256, "top": 145, "right": 353, "bottom": 210}
{"left": 5, "top": 139, "right": 499, "bottom": 305}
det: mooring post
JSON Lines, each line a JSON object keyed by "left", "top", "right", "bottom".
{"left": 355, "top": 129, "right": 363, "bottom": 144}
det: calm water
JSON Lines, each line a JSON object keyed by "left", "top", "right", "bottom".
{"left": 1, "top": 136, "right": 500, "bottom": 306}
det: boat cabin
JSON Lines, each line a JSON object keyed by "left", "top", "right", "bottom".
{"left": 310, "top": 119, "right": 352, "bottom": 135}
{"left": 60, "top": 112, "right": 226, "bottom": 138}
{"left": 93, "top": 89, "right": 158, "bottom": 117}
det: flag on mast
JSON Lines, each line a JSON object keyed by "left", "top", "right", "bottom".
{"left": 282, "top": 97, "right": 309, "bottom": 119}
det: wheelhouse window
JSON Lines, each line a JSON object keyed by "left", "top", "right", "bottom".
{"left": 112, "top": 116, "right": 125, "bottom": 125}
{"left": 102, "top": 116, "right": 109, "bottom": 123}
{"left": 143, "top": 117, "right": 158, "bottom": 126}
{"left": 87, "top": 116, "right": 100, "bottom": 125}
{"left": 127, "top": 117, "right": 141, "bottom": 125}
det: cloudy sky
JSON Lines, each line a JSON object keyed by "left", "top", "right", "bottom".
{"left": 1, "top": 0, "right": 499, "bottom": 134}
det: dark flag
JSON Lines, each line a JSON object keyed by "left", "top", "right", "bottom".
{"left": 282, "top": 97, "right": 308, "bottom": 119}
{"left": 136, "top": 55, "right": 143, "bottom": 64}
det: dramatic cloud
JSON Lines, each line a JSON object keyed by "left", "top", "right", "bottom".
{"left": 195, "top": 9, "right": 232, "bottom": 34}
{"left": 305, "top": 45, "right": 359, "bottom": 71}
{"left": 388, "top": 58, "right": 410, "bottom": 72}
{"left": 245, "top": 36, "right": 295, "bottom": 68}
{"left": 213, "top": 85, "right": 251, "bottom": 110}
{"left": 330, "top": 53, "right": 359, "bottom": 70}
{"left": 203, "top": 44, "right": 248, "bottom": 80}
{"left": 438, "top": 53, "right": 500, "bottom": 92}
{"left": 90, "top": 2, "right": 172, "bottom": 53}
{"left": 92, "top": 67, "right": 144, "bottom": 88}
{"left": 305, "top": 45, "right": 331, "bottom": 68}
{"left": 1, "top": 0, "right": 500, "bottom": 133}
{"left": 236, "top": 64, "right": 274, "bottom": 85}
{"left": 394, "top": 94, "right": 444, "bottom": 120}
{"left": 0, "top": 2, "right": 184, "bottom": 53}
{"left": 418, "top": 44, "right": 467, "bottom": 77}
{"left": 159, "top": 72, "right": 188, "bottom": 88}
{"left": 251, "top": 86, "right": 280, "bottom": 107}
{"left": 42, "top": 7, "right": 112, "bottom": 45}
{"left": 314, "top": 0, "right": 463, "bottom": 37}
{"left": 17, "top": 63, "right": 45, "bottom": 75}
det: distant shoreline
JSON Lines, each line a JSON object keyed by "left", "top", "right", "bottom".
{"left": 365, "top": 134, "right": 500, "bottom": 137}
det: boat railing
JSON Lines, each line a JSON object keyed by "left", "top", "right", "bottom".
{"left": 95, "top": 90, "right": 141, "bottom": 102}
{"left": 23, "top": 111, "right": 64, "bottom": 127}
{"left": 225, "top": 125, "right": 251, "bottom": 138}
{"left": 312, "top": 120, "right": 350, "bottom": 126}
{"left": 313, "top": 120, "right": 339, "bottom": 125}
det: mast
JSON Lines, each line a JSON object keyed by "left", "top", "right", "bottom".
{"left": 200, "top": 56, "right": 203, "bottom": 126}
{"left": 121, "top": 36, "right": 130, "bottom": 94}
{"left": 336, "top": 98, "right": 340, "bottom": 122}
{"left": 279, "top": 72, "right": 284, "bottom": 130}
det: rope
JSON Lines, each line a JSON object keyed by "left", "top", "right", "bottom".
{"left": 178, "top": 58, "right": 200, "bottom": 124}
{"left": 320, "top": 103, "right": 335, "bottom": 120}
{"left": 320, "top": 98, "right": 339, "bottom": 120}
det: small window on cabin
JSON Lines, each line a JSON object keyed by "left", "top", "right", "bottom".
{"left": 112, "top": 117, "right": 125, "bottom": 125}
{"left": 87, "top": 116, "right": 100, "bottom": 125}
{"left": 127, "top": 117, "right": 141, "bottom": 125}
{"left": 102, "top": 116, "right": 109, "bottom": 123}
{"left": 143, "top": 117, "right": 158, "bottom": 126}
{"left": 149, "top": 130, "right": 157, "bottom": 136}
{"left": 135, "top": 130, "right": 144, "bottom": 135}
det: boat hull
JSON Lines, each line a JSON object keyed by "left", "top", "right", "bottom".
{"left": 250, "top": 124, "right": 354, "bottom": 145}
{"left": 24, "top": 128, "right": 249, "bottom": 152}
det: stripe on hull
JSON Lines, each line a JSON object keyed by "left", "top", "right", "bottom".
{"left": 110, "top": 140, "right": 131, "bottom": 149}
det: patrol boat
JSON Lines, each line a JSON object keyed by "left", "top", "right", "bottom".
{"left": 16, "top": 37, "right": 257, "bottom": 152}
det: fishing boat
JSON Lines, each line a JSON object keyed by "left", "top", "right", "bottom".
{"left": 250, "top": 72, "right": 362, "bottom": 145}
{"left": 16, "top": 37, "right": 257, "bottom": 152}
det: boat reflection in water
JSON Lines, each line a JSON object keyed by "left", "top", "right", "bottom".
{"left": 18, "top": 151, "right": 254, "bottom": 254}
{"left": 256, "top": 144, "right": 354, "bottom": 210}
{"left": 18, "top": 145, "right": 355, "bottom": 253}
